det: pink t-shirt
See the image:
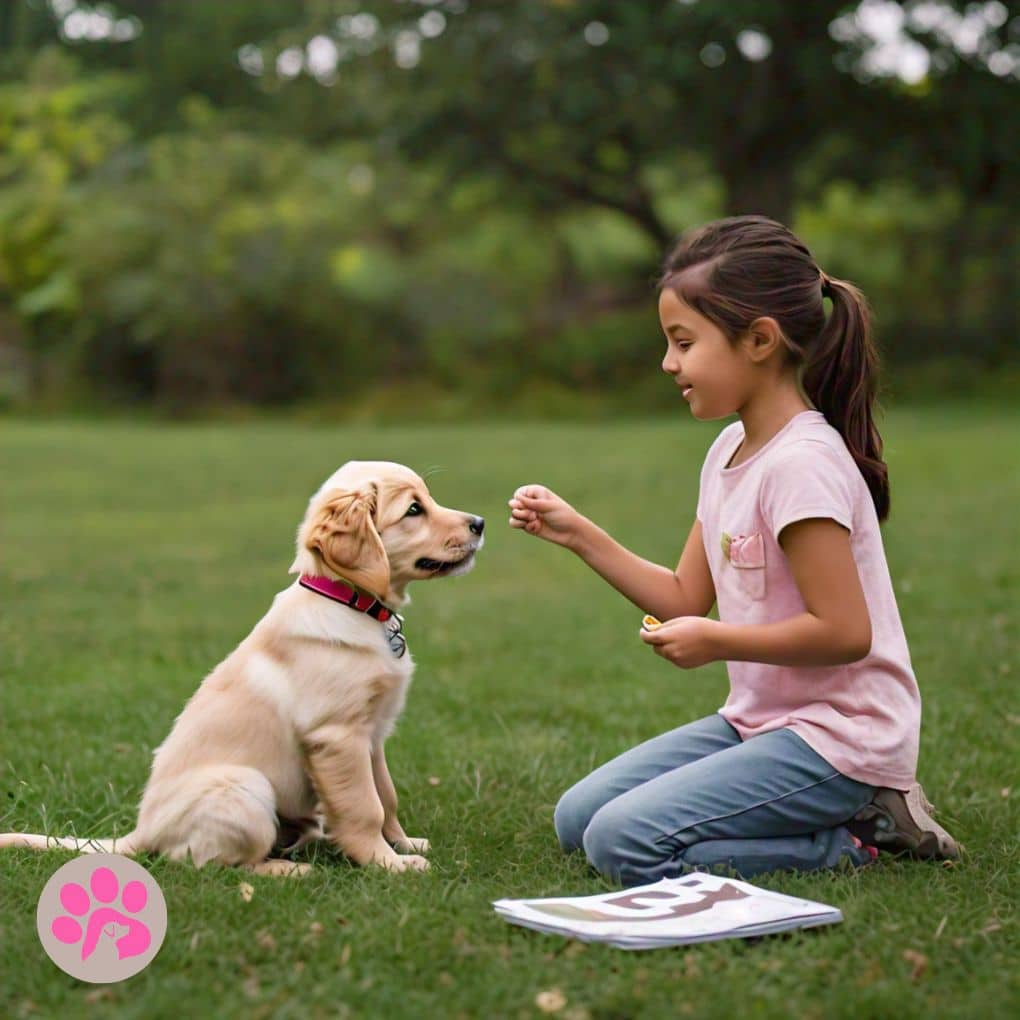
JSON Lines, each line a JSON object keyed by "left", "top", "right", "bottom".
{"left": 696, "top": 410, "right": 919, "bottom": 789}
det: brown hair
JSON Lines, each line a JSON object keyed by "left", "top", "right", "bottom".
{"left": 659, "top": 215, "right": 889, "bottom": 521}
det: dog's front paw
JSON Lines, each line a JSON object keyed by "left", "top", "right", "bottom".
{"left": 381, "top": 852, "right": 429, "bottom": 873}
{"left": 392, "top": 836, "right": 430, "bottom": 855}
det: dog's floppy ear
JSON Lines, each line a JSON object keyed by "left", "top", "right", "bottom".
{"left": 291, "top": 486, "right": 390, "bottom": 600}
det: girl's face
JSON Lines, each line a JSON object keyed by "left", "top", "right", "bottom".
{"left": 658, "top": 287, "right": 752, "bottom": 420}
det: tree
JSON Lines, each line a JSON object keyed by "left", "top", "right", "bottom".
{"left": 254, "top": 0, "right": 1015, "bottom": 245}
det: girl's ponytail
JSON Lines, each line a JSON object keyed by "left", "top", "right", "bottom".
{"left": 802, "top": 276, "right": 889, "bottom": 521}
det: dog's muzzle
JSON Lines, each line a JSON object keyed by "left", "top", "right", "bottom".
{"left": 415, "top": 540, "right": 482, "bottom": 576}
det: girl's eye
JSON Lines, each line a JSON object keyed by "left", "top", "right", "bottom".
{"left": 677, "top": 341, "right": 692, "bottom": 352}
{"left": 405, "top": 501, "right": 424, "bottom": 517}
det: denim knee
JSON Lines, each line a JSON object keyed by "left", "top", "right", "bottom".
{"left": 581, "top": 801, "right": 651, "bottom": 883}
{"left": 582, "top": 796, "right": 691, "bottom": 885}
{"left": 552, "top": 788, "right": 589, "bottom": 852}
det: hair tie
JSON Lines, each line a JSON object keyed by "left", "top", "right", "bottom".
{"left": 820, "top": 274, "right": 834, "bottom": 299}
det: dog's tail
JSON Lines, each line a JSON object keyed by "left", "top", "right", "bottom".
{"left": 0, "top": 829, "right": 141, "bottom": 855}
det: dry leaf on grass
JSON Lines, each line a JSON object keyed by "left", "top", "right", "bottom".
{"left": 902, "top": 949, "right": 927, "bottom": 981}
{"left": 536, "top": 988, "right": 567, "bottom": 1013}
{"left": 563, "top": 1008, "right": 593, "bottom": 1020}
{"left": 239, "top": 881, "right": 254, "bottom": 902}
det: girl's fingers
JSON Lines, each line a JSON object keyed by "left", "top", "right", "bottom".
{"left": 509, "top": 514, "right": 541, "bottom": 532}
{"left": 517, "top": 496, "right": 556, "bottom": 512}
{"left": 513, "top": 485, "right": 546, "bottom": 500}
{"left": 512, "top": 485, "right": 555, "bottom": 502}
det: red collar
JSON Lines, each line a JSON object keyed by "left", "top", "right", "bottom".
{"left": 298, "top": 575, "right": 395, "bottom": 621}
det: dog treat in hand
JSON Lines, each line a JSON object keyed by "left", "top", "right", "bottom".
{"left": 641, "top": 615, "right": 663, "bottom": 631}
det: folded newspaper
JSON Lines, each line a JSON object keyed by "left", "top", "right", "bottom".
{"left": 493, "top": 873, "right": 842, "bottom": 949}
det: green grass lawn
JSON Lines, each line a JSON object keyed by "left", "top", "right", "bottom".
{"left": 1, "top": 408, "right": 1017, "bottom": 1019}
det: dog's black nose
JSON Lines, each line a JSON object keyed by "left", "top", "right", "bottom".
{"left": 469, "top": 515, "right": 485, "bottom": 536}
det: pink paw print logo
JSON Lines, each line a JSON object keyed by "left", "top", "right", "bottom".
{"left": 37, "top": 854, "right": 167, "bottom": 983}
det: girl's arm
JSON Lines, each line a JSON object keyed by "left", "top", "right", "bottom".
{"left": 715, "top": 517, "right": 871, "bottom": 665}
{"left": 574, "top": 516, "right": 716, "bottom": 621}
{"left": 510, "top": 485, "right": 715, "bottom": 620}
{"left": 643, "top": 517, "right": 871, "bottom": 668}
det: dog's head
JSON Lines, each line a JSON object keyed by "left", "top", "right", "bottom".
{"left": 290, "top": 461, "right": 484, "bottom": 607}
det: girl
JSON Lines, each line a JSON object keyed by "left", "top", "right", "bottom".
{"left": 508, "top": 215, "right": 959, "bottom": 886}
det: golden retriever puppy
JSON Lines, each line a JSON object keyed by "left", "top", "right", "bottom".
{"left": 0, "top": 461, "right": 484, "bottom": 878}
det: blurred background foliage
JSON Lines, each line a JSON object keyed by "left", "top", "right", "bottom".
{"left": 0, "top": 0, "right": 1016, "bottom": 415}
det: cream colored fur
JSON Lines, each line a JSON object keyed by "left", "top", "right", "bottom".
{"left": 0, "top": 461, "right": 483, "bottom": 879}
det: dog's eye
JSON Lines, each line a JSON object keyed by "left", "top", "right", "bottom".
{"left": 405, "top": 501, "right": 424, "bottom": 518}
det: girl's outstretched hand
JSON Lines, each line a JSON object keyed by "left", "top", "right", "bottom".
{"left": 640, "top": 616, "right": 720, "bottom": 669}
{"left": 508, "top": 485, "right": 584, "bottom": 549}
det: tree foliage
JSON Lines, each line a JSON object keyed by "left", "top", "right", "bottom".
{"left": 0, "top": 1, "right": 1015, "bottom": 408}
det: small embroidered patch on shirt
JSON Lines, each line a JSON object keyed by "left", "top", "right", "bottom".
{"left": 721, "top": 532, "right": 765, "bottom": 569}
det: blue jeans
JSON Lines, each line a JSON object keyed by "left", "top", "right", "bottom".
{"left": 554, "top": 713, "right": 876, "bottom": 886}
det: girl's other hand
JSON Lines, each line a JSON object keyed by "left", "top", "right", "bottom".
{"left": 639, "top": 616, "right": 719, "bottom": 669}
{"left": 508, "top": 485, "right": 584, "bottom": 549}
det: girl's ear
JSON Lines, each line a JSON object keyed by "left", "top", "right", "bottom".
{"left": 743, "top": 316, "right": 785, "bottom": 363}
{"left": 290, "top": 485, "right": 390, "bottom": 600}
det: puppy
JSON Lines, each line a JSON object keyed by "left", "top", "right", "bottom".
{"left": 0, "top": 461, "right": 483, "bottom": 877}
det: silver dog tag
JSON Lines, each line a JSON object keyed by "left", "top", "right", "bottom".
{"left": 384, "top": 615, "right": 406, "bottom": 658}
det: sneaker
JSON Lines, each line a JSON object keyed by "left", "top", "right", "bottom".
{"left": 849, "top": 783, "right": 960, "bottom": 860}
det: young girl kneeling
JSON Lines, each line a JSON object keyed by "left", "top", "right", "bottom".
{"left": 509, "top": 215, "right": 959, "bottom": 886}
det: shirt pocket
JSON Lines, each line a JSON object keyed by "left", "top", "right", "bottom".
{"left": 721, "top": 531, "right": 766, "bottom": 601}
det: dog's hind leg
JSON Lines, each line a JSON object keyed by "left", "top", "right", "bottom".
{"left": 140, "top": 766, "right": 280, "bottom": 870}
